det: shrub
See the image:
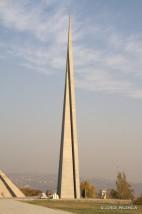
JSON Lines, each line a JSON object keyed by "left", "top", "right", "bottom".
{"left": 20, "top": 187, "right": 42, "bottom": 196}
{"left": 134, "top": 196, "right": 142, "bottom": 205}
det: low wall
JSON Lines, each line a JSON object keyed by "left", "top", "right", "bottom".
{"left": 59, "top": 199, "right": 132, "bottom": 204}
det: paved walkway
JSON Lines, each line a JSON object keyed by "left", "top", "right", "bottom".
{"left": 0, "top": 199, "right": 71, "bottom": 214}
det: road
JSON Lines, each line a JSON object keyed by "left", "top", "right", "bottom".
{"left": 0, "top": 199, "right": 71, "bottom": 214}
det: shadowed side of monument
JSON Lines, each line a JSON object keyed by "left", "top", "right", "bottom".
{"left": 57, "top": 17, "right": 80, "bottom": 199}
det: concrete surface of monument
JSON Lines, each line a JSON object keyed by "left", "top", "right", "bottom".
{"left": 0, "top": 170, "right": 25, "bottom": 198}
{"left": 57, "top": 17, "right": 80, "bottom": 199}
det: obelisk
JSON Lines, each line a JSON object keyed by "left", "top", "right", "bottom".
{"left": 57, "top": 17, "right": 80, "bottom": 199}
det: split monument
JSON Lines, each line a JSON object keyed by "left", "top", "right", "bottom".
{"left": 57, "top": 17, "right": 80, "bottom": 199}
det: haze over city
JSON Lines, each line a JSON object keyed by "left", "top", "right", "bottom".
{"left": 0, "top": 0, "right": 142, "bottom": 183}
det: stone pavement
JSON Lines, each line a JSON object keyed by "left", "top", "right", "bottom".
{"left": 0, "top": 199, "right": 72, "bottom": 214}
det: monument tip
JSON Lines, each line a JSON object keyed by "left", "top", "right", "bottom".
{"left": 68, "top": 16, "right": 72, "bottom": 29}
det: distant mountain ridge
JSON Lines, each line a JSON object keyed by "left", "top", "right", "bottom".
{"left": 8, "top": 173, "right": 142, "bottom": 197}
{"left": 9, "top": 173, "right": 57, "bottom": 192}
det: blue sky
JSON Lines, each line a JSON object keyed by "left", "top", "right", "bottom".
{"left": 0, "top": 0, "right": 142, "bottom": 183}
{"left": 1, "top": 0, "right": 142, "bottom": 97}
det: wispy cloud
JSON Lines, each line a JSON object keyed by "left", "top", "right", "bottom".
{"left": 74, "top": 25, "right": 142, "bottom": 98}
{"left": 0, "top": 0, "right": 142, "bottom": 98}
{"left": 0, "top": 0, "right": 68, "bottom": 43}
{"left": 0, "top": 0, "right": 68, "bottom": 73}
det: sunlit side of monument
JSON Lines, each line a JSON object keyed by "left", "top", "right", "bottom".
{"left": 57, "top": 17, "right": 80, "bottom": 199}
{"left": 0, "top": 170, "right": 25, "bottom": 198}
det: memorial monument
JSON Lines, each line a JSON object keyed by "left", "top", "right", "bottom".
{"left": 57, "top": 17, "right": 80, "bottom": 199}
{"left": 0, "top": 169, "right": 25, "bottom": 198}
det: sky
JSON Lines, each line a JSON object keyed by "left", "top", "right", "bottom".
{"left": 0, "top": 0, "right": 142, "bottom": 183}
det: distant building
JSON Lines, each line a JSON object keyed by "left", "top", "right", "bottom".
{"left": 101, "top": 190, "right": 107, "bottom": 199}
{"left": 40, "top": 192, "right": 48, "bottom": 199}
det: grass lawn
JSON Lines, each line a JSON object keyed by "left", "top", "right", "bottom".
{"left": 26, "top": 199, "right": 142, "bottom": 214}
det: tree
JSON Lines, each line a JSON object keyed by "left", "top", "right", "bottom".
{"left": 20, "top": 187, "right": 42, "bottom": 196}
{"left": 134, "top": 194, "right": 142, "bottom": 205}
{"left": 116, "top": 172, "right": 134, "bottom": 200}
{"left": 46, "top": 190, "right": 52, "bottom": 197}
{"left": 80, "top": 181, "right": 96, "bottom": 198}
{"left": 109, "top": 189, "right": 120, "bottom": 199}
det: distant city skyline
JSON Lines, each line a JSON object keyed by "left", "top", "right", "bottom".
{"left": 0, "top": 0, "right": 142, "bottom": 183}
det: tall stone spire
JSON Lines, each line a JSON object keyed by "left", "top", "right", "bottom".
{"left": 57, "top": 17, "right": 80, "bottom": 199}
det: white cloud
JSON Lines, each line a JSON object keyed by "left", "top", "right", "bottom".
{"left": 0, "top": 0, "right": 142, "bottom": 98}
{"left": 74, "top": 27, "right": 142, "bottom": 98}
{"left": 0, "top": 0, "right": 68, "bottom": 43}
